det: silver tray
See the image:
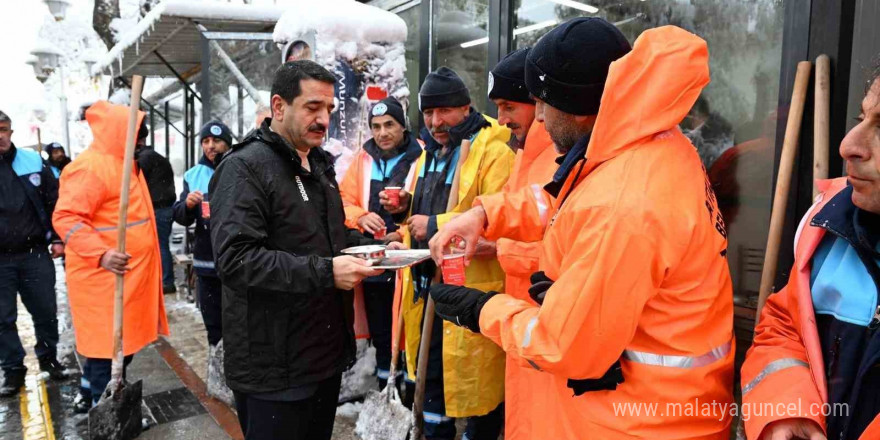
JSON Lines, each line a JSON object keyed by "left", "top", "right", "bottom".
{"left": 371, "top": 249, "right": 432, "bottom": 270}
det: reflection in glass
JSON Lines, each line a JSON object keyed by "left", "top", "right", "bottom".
{"left": 432, "top": 0, "right": 490, "bottom": 113}
{"left": 397, "top": 4, "right": 422, "bottom": 131}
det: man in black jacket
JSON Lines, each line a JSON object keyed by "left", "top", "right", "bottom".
{"left": 210, "top": 61, "right": 383, "bottom": 440}
{"left": 135, "top": 124, "right": 177, "bottom": 293}
{"left": 0, "top": 110, "right": 69, "bottom": 397}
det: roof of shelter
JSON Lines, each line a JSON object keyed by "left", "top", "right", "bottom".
{"left": 91, "top": 0, "right": 284, "bottom": 78}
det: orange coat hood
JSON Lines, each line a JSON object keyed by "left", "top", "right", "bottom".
{"left": 584, "top": 26, "right": 709, "bottom": 176}
{"left": 86, "top": 100, "right": 146, "bottom": 158}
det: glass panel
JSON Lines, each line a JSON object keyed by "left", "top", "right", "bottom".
{"left": 397, "top": 3, "right": 422, "bottom": 131}
{"left": 431, "top": 0, "right": 490, "bottom": 113}
{"left": 207, "top": 39, "right": 279, "bottom": 142}
{"left": 514, "top": 0, "right": 784, "bottom": 315}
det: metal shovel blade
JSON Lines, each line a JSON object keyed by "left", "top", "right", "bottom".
{"left": 88, "top": 379, "right": 144, "bottom": 440}
{"left": 355, "top": 383, "right": 411, "bottom": 440}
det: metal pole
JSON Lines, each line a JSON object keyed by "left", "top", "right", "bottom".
{"left": 165, "top": 100, "right": 170, "bottom": 157}
{"left": 237, "top": 85, "right": 244, "bottom": 139}
{"left": 59, "top": 65, "right": 70, "bottom": 149}
{"left": 183, "top": 88, "right": 189, "bottom": 170}
{"left": 150, "top": 106, "right": 156, "bottom": 149}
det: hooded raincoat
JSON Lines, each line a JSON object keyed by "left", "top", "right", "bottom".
{"left": 53, "top": 101, "right": 169, "bottom": 359}
{"left": 475, "top": 26, "right": 735, "bottom": 438}
{"left": 396, "top": 115, "right": 514, "bottom": 417}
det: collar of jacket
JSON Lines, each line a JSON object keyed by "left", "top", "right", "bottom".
{"left": 246, "top": 118, "right": 336, "bottom": 180}
{"left": 0, "top": 143, "right": 17, "bottom": 162}
{"left": 419, "top": 107, "right": 490, "bottom": 154}
{"left": 544, "top": 133, "right": 590, "bottom": 198}
{"left": 198, "top": 154, "right": 216, "bottom": 170}
{"left": 363, "top": 132, "right": 423, "bottom": 187}
{"left": 811, "top": 183, "right": 880, "bottom": 258}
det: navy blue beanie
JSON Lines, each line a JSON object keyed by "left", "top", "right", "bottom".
{"left": 199, "top": 120, "right": 233, "bottom": 146}
{"left": 525, "top": 18, "right": 631, "bottom": 116}
{"left": 419, "top": 67, "right": 471, "bottom": 111}
{"left": 489, "top": 48, "right": 534, "bottom": 104}
{"left": 369, "top": 97, "right": 407, "bottom": 129}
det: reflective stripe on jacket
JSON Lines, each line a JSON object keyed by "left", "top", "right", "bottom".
{"left": 476, "top": 27, "right": 735, "bottom": 438}
{"left": 52, "top": 101, "right": 169, "bottom": 359}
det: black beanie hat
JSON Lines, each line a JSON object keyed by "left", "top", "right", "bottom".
{"left": 44, "top": 142, "right": 65, "bottom": 154}
{"left": 199, "top": 120, "right": 233, "bottom": 147}
{"left": 489, "top": 48, "right": 534, "bottom": 104}
{"left": 137, "top": 118, "right": 149, "bottom": 140}
{"left": 419, "top": 67, "right": 471, "bottom": 111}
{"left": 525, "top": 17, "right": 631, "bottom": 116}
{"left": 369, "top": 97, "right": 407, "bottom": 130}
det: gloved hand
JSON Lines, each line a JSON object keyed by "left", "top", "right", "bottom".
{"left": 430, "top": 284, "right": 498, "bottom": 333}
{"left": 567, "top": 360, "right": 625, "bottom": 396}
{"left": 528, "top": 271, "right": 554, "bottom": 305}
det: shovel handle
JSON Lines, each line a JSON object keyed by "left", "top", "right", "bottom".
{"left": 111, "top": 75, "right": 145, "bottom": 383}
{"left": 813, "top": 55, "right": 831, "bottom": 197}
{"left": 755, "top": 62, "right": 811, "bottom": 319}
{"left": 411, "top": 139, "right": 472, "bottom": 438}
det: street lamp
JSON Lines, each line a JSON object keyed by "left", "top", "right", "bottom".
{"left": 43, "top": 0, "right": 71, "bottom": 21}
{"left": 26, "top": 55, "right": 49, "bottom": 83}
{"left": 30, "top": 43, "right": 70, "bottom": 149}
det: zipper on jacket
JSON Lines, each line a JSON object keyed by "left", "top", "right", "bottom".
{"left": 827, "top": 336, "right": 842, "bottom": 381}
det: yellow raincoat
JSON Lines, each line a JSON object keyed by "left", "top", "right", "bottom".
{"left": 395, "top": 114, "right": 514, "bottom": 417}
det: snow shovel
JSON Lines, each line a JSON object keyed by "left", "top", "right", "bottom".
{"left": 89, "top": 75, "right": 146, "bottom": 440}
{"left": 355, "top": 302, "right": 410, "bottom": 439}
{"left": 411, "top": 139, "right": 472, "bottom": 440}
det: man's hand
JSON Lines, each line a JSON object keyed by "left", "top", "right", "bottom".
{"left": 382, "top": 231, "right": 403, "bottom": 244}
{"left": 430, "top": 284, "right": 497, "bottom": 333}
{"left": 379, "top": 189, "right": 411, "bottom": 214}
{"left": 386, "top": 241, "right": 408, "bottom": 250}
{"left": 100, "top": 249, "right": 131, "bottom": 275}
{"left": 761, "top": 419, "right": 826, "bottom": 440}
{"left": 332, "top": 255, "right": 384, "bottom": 290}
{"left": 429, "top": 206, "right": 488, "bottom": 265}
{"left": 357, "top": 213, "right": 386, "bottom": 234}
{"left": 185, "top": 191, "right": 204, "bottom": 209}
{"left": 50, "top": 243, "right": 65, "bottom": 258}
{"left": 407, "top": 215, "right": 430, "bottom": 242}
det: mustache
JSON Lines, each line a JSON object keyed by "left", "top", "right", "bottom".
{"left": 507, "top": 123, "right": 521, "bottom": 130}
{"left": 430, "top": 124, "right": 452, "bottom": 135}
{"left": 308, "top": 123, "right": 326, "bottom": 133}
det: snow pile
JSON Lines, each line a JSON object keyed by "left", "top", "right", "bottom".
{"left": 336, "top": 402, "right": 363, "bottom": 418}
{"left": 272, "top": 0, "right": 406, "bottom": 49}
{"left": 338, "top": 340, "right": 378, "bottom": 403}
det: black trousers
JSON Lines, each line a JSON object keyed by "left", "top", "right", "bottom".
{"left": 197, "top": 275, "right": 223, "bottom": 346}
{"left": 233, "top": 373, "right": 342, "bottom": 440}
{"left": 362, "top": 279, "right": 394, "bottom": 388}
{"left": 0, "top": 249, "right": 58, "bottom": 371}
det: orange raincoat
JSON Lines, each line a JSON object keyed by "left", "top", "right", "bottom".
{"left": 741, "top": 177, "right": 880, "bottom": 440}
{"left": 475, "top": 26, "right": 734, "bottom": 438}
{"left": 53, "top": 101, "right": 169, "bottom": 359}
{"left": 494, "top": 121, "right": 561, "bottom": 440}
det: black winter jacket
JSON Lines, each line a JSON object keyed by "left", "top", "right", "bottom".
{"left": 0, "top": 144, "right": 61, "bottom": 252}
{"left": 210, "top": 120, "right": 375, "bottom": 394}
{"left": 172, "top": 155, "right": 217, "bottom": 277}
{"left": 136, "top": 148, "right": 176, "bottom": 209}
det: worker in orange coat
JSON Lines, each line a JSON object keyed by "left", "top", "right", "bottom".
{"left": 429, "top": 20, "right": 735, "bottom": 438}
{"left": 740, "top": 73, "right": 880, "bottom": 440}
{"left": 53, "top": 101, "right": 169, "bottom": 409}
{"left": 487, "top": 47, "right": 559, "bottom": 440}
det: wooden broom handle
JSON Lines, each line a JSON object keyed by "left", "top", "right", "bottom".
{"left": 814, "top": 55, "right": 831, "bottom": 197}
{"left": 755, "top": 62, "right": 811, "bottom": 319}
{"left": 111, "top": 75, "right": 145, "bottom": 382}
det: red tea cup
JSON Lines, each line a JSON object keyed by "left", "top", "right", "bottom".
{"left": 201, "top": 201, "right": 210, "bottom": 219}
{"left": 374, "top": 226, "right": 387, "bottom": 240}
{"left": 441, "top": 254, "right": 466, "bottom": 286}
{"left": 385, "top": 187, "right": 402, "bottom": 208}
